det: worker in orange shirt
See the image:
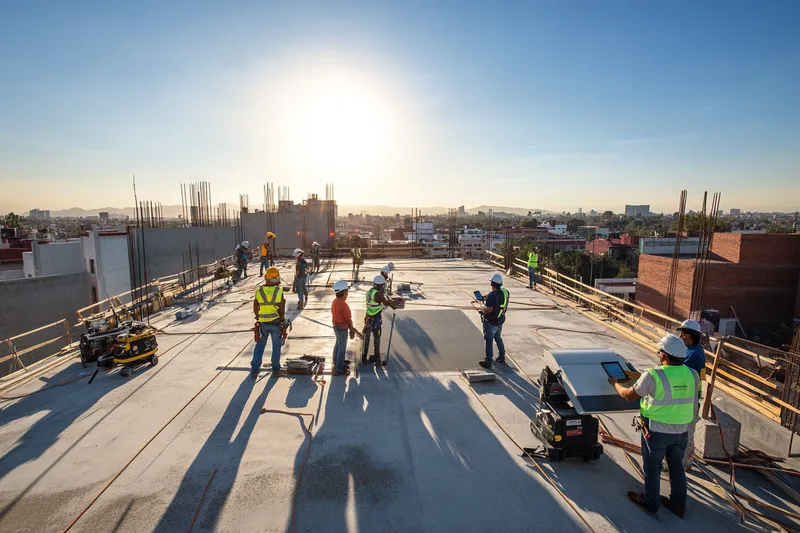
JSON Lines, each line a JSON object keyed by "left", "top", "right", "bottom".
{"left": 331, "top": 280, "right": 360, "bottom": 375}
{"left": 260, "top": 232, "right": 275, "bottom": 275}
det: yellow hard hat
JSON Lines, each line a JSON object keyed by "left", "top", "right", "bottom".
{"left": 266, "top": 232, "right": 276, "bottom": 239}
{"left": 264, "top": 267, "right": 281, "bottom": 283}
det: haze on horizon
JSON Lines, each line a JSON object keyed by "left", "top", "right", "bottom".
{"left": 1, "top": 1, "right": 799, "bottom": 215}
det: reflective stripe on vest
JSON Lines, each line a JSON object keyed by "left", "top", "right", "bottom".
{"left": 528, "top": 252, "right": 539, "bottom": 268}
{"left": 496, "top": 288, "right": 509, "bottom": 319}
{"left": 260, "top": 243, "right": 268, "bottom": 256}
{"left": 256, "top": 286, "right": 283, "bottom": 322}
{"left": 353, "top": 248, "right": 361, "bottom": 259}
{"left": 640, "top": 365, "right": 699, "bottom": 425}
{"left": 366, "top": 288, "right": 382, "bottom": 316}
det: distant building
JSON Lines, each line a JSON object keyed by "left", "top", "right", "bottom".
{"left": 586, "top": 235, "right": 640, "bottom": 260}
{"left": 624, "top": 205, "right": 651, "bottom": 217}
{"left": 29, "top": 209, "right": 51, "bottom": 219}
{"left": 410, "top": 222, "right": 435, "bottom": 242}
{"left": 639, "top": 237, "right": 702, "bottom": 257}
{"left": 458, "top": 230, "right": 505, "bottom": 258}
{"left": 718, "top": 210, "right": 724, "bottom": 217}
{"left": 577, "top": 226, "right": 598, "bottom": 238}
{"left": 458, "top": 206, "right": 466, "bottom": 216}
{"left": 99, "top": 212, "right": 110, "bottom": 222}
{"left": 730, "top": 208, "right": 741, "bottom": 216}
{"left": 539, "top": 223, "right": 567, "bottom": 235}
{"left": 578, "top": 207, "right": 583, "bottom": 214}
{"left": 589, "top": 210, "right": 598, "bottom": 216}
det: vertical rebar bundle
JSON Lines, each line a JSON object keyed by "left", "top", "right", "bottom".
{"left": 665, "top": 190, "right": 687, "bottom": 322}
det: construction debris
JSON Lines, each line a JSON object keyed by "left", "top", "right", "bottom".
{"left": 461, "top": 368, "right": 496, "bottom": 383}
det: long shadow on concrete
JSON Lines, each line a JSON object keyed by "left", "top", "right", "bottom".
{"left": 0, "top": 360, "right": 158, "bottom": 525}
{"left": 288, "top": 364, "right": 584, "bottom": 533}
{"left": 153, "top": 375, "right": 279, "bottom": 532}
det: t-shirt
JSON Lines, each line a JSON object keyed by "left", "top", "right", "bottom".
{"left": 331, "top": 297, "right": 352, "bottom": 328}
{"left": 633, "top": 368, "right": 699, "bottom": 434}
{"left": 483, "top": 289, "right": 506, "bottom": 325}
{"left": 683, "top": 344, "right": 706, "bottom": 374}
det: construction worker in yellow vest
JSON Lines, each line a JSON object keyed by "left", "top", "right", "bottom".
{"left": 260, "top": 232, "right": 275, "bottom": 276}
{"left": 479, "top": 273, "right": 509, "bottom": 369}
{"left": 250, "top": 266, "right": 286, "bottom": 377}
{"left": 351, "top": 245, "right": 363, "bottom": 281}
{"left": 608, "top": 334, "right": 700, "bottom": 518}
{"left": 527, "top": 247, "right": 539, "bottom": 289}
{"left": 362, "top": 275, "right": 398, "bottom": 366}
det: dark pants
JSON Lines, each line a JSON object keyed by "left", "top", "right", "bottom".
{"left": 260, "top": 256, "right": 270, "bottom": 275}
{"left": 483, "top": 319, "right": 505, "bottom": 365}
{"left": 362, "top": 313, "right": 383, "bottom": 361}
{"left": 642, "top": 429, "right": 688, "bottom": 512}
{"left": 528, "top": 266, "right": 537, "bottom": 287}
{"left": 312, "top": 256, "right": 320, "bottom": 273}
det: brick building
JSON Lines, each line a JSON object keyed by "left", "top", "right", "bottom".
{"left": 637, "top": 233, "right": 800, "bottom": 328}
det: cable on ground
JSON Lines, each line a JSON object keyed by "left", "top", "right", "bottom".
{"left": 186, "top": 468, "right": 217, "bottom": 533}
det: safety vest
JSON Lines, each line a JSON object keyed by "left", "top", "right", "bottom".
{"left": 496, "top": 288, "right": 509, "bottom": 319}
{"left": 256, "top": 285, "right": 283, "bottom": 323}
{"left": 352, "top": 248, "right": 361, "bottom": 260}
{"left": 260, "top": 243, "right": 268, "bottom": 257}
{"left": 366, "top": 288, "right": 383, "bottom": 316}
{"left": 640, "top": 365, "right": 699, "bottom": 425}
{"left": 528, "top": 252, "right": 539, "bottom": 268}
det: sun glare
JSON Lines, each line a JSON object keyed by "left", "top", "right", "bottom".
{"left": 282, "top": 71, "right": 395, "bottom": 177}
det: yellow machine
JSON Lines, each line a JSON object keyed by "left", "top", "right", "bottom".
{"left": 97, "top": 323, "right": 159, "bottom": 377}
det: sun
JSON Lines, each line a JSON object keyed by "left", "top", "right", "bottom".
{"left": 283, "top": 71, "right": 394, "bottom": 177}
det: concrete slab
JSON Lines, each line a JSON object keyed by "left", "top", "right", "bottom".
{"left": 0, "top": 259, "right": 797, "bottom": 533}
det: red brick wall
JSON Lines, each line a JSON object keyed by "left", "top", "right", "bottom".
{"left": 738, "top": 234, "right": 800, "bottom": 266}
{"left": 710, "top": 233, "right": 742, "bottom": 263}
{"left": 702, "top": 262, "right": 799, "bottom": 326}
{"left": 636, "top": 255, "right": 696, "bottom": 321}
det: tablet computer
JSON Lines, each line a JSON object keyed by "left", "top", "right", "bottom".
{"left": 601, "top": 361, "right": 628, "bottom": 380}
{"left": 473, "top": 290, "right": 483, "bottom": 301}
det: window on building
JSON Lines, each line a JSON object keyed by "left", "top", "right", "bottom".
{"left": 91, "top": 286, "right": 98, "bottom": 303}
{"left": 89, "top": 259, "right": 96, "bottom": 274}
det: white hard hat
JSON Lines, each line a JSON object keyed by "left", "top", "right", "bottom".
{"left": 241, "top": 241, "right": 250, "bottom": 249}
{"left": 658, "top": 334, "right": 687, "bottom": 360}
{"left": 381, "top": 265, "right": 391, "bottom": 274}
{"left": 293, "top": 248, "right": 303, "bottom": 257}
{"left": 312, "top": 241, "right": 319, "bottom": 246}
{"left": 677, "top": 320, "right": 702, "bottom": 334}
{"left": 490, "top": 273, "right": 503, "bottom": 285}
{"left": 333, "top": 280, "right": 349, "bottom": 292}
{"left": 387, "top": 261, "right": 395, "bottom": 270}
{"left": 373, "top": 275, "right": 386, "bottom": 285}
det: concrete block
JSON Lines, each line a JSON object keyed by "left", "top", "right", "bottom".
{"left": 695, "top": 409, "right": 741, "bottom": 460}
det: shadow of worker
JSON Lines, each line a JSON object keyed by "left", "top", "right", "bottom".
{"left": 153, "top": 376, "right": 278, "bottom": 532}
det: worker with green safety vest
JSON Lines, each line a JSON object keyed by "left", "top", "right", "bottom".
{"left": 479, "top": 273, "right": 509, "bottom": 369}
{"left": 608, "top": 333, "right": 700, "bottom": 518}
{"left": 362, "top": 274, "right": 398, "bottom": 366}
{"left": 527, "top": 247, "right": 539, "bottom": 289}
{"left": 250, "top": 266, "right": 286, "bottom": 377}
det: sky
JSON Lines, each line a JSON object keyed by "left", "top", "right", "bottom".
{"left": 1, "top": 0, "right": 799, "bottom": 215}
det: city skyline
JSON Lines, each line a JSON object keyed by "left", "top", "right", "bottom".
{"left": 2, "top": 1, "right": 799, "bottom": 214}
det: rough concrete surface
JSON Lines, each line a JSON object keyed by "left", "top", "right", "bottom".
{"left": 1, "top": 258, "right": 798, "bottom": 532}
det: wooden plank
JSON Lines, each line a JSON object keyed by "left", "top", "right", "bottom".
{"left": 717, "top": 359, "right": 779, "bottom": 390}
{"left": 723, "top": 342, "right": 778, "bottom": 366}
{"left": 14, "top": 335, "right": 68, "bottom": 357}
{"left": 7, "top": 319, "right": 68, "bottom": 342}
{"left": 714, "top": 381, "right": 781, "bottom": 422}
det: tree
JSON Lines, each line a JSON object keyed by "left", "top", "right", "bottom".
{"left": 566, "top": 218, "right": 586, "bottom": 233}
{"left": 670, "top": 213, "right": 728, "bottom": 233}
{"left": 602, "top": 210, "right": 614, "bottom": 218}
{"left": 550, "top": 250, "right": 621, "bottom": 284}
{"left": 520, "top": 218, "right": 538, "bottom": 228}
{"left": 2, "top": 212, "right": 22, "bottom": 228}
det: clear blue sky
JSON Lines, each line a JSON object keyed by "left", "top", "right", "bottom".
{"left": 1, "top": 0, "right": 798, "bottom": 214}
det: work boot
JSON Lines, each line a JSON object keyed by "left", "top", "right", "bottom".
{"left": 478, "top": 360, "right": 491, "bottom": 369}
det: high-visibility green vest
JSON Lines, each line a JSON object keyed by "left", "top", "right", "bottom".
{"left": 528, "top": 252, "right": 539, "bottom": 268}
{"left": 256, "top": 285, "right": 283, "bottom": 323}
{"left": 496, "top": 288, "right": 509, "bottom": 319}
{"left": 366, "top": 288, "right": 383, "bottom": 316}
{"left": 640, "top": 365, "right": 698, "bottom": 425}
{"left": 352, "top": 248, "right": 362, "bottom": 259}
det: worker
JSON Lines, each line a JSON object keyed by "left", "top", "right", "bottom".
{"left": 608, "top": 334, "right": 700, "bottom": 517}
{"left": 234, "top": 241, "right": 250, "bottom": 282}
{"left": 250, "top": 267, "right": 286, "bottom": 377}
{"left": 259, "top": 234, "right": 271, "bottom": 276}
{"left": 380, "top": 265, "right": 393, "bottom": 296}
{"left": 362, "top": 274, "right": 399, "bottom": 366}
{"left": 479, "top": 273, "right": 509, "bottom": 369}
{"left": 311, "top": 241, "right": 321, "bottom": 274}
{"left": 351, "top": 244, "right": 363, "bottom": 281}
{"left": 331, "top": 280, "right": 359, "bottom": 375}
{"left": 677, "top": 319, "right": 706, "bottom": 471}
{"left": 294, "top": 248, "right": 308, "bottom": 309}
{"left": 527, "top": 247, "right": 539, "bottom": 289}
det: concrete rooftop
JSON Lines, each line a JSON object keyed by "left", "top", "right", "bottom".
{"left": 1, "top": 258, "right": 798, "bottom": 532}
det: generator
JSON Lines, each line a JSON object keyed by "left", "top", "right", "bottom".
{"left": 531, "top": 366, "right": 603, "bottom": 462}
{"left": 79, "top": 316, "right": 130, "bottom": 367}
{"left": 96, "top": 322, "right": 159, "bottom": 377}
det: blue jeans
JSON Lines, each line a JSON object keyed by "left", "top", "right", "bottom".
{"left": 642, "top": 429, "right": 688, "bottom": 512}
{"left": 296, "top": 275, "right": 307, "bottom": 305}
{"left": 251, "top": 321, "right": 282, "bottom": 373}
{"left": 260, "top": 256, "right": 270, "bottom": 275}
{"left": 528, "top": 266, "right": 537, "bottom": 287}
{"left": 483, "top": 320, "right": 505, "bottom": 365}
{"left": 332, "top": 326, "right": 348, "bottom": 372}
{"left": 235, "top": 264, "right": 247, "bottom": 281}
